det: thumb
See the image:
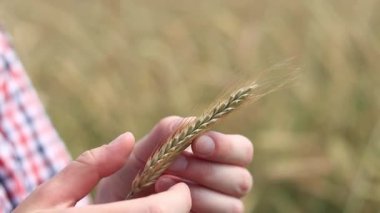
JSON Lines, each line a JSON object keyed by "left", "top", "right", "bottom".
{"left": 69, "top": 183, "right": 192, "bottom": 213}
{"left": 14, "top": 132, "right": 135, "bottom": 212}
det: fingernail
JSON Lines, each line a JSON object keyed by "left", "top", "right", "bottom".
{"left": 168, "top": 155, "right": 188, "bottom": 172}
{"left": 157, "top": 177, "right": 177, "bottom": 192}
{"left": 110, "top": 132, "right": 133, "bottom": 146}
{"left": 195, "top": 135, "right": 215, "bottom": 156}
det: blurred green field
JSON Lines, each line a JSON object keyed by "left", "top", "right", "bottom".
{"left": 1, "top": 0, "right": 380, "bottom": 212}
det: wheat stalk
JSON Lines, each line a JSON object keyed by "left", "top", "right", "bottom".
{"left": 126, "top": 83, "right": 258, "bottom": 199}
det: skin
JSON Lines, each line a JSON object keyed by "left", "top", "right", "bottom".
{"left": 14, "top": 116, "right": 254, "bottom": 213}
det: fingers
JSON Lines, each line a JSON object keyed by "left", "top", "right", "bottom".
{"left": 156, "top": 178, "right": 244, "bottom": 213}
{"left": 192, "top": 131, "right": 254, "bottom": 166}
{"left": 167, "top": 155, "right": 253, "bottom": 197}
{"left": 120, "top": 183, "right": 191, "bottom": 213}
{"left": 133, "top": 118, "right": 254, "bottom": 167}
{"left": 95, "top": 116, "right": 186, "bottom": 202}
{"left": 14, "top": 132, "right": 135, "bottom": 212}
{"left": 96, "top": 116, "right": 253, "bottom": 202}
{"left": 133, "top": 116, "right": 185, "bottom": 162}
{"left": 54, "top": 183, "right": 191, "bottom": 213}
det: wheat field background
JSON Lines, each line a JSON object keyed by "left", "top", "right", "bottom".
{"left": 1, "top": 0, "right": 380, "bottom": 212}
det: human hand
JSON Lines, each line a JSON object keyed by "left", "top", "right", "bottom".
{"left": 13, "top": 133, "right": 192, "bottom": 213}
{"left": 97, "top": 116, "right": 253, "bottom": 213}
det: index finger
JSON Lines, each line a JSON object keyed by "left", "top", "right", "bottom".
{"left": 133, "top": 116, "right": 185, "bottom": 165}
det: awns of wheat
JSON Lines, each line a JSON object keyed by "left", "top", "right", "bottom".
{"left": 126, "top": 82, "right": 260, "bottom": 199}
{"left": 125, "top": 62, "right": 298, "bottom": 199}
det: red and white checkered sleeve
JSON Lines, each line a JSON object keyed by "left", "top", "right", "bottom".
{"left": 0, "top": 29, "right": 72, "bottom": 212}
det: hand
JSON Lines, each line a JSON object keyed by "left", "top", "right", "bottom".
{"left": 14, "top": 133, "right": 192, "bottom": 213}
{"left": 97, "top": 116, "right": 254, "bottom": 213}
{"left": 14, "top": 116, "right": 253, "bottom": 213}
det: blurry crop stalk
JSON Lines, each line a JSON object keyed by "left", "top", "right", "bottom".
{"left": 344, "top": 120, "right": 380, "bottom": 213}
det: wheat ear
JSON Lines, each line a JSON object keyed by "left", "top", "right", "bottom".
{"left": 126, "top": 83, "right": 259, "bottom": 199}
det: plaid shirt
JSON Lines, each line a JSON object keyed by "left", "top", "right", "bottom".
{"left": 0, "top": 29, "right": 71, "bottom": 212}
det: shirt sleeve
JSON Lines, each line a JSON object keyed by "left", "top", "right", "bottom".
{"left": 0, "top": 28, "right": 72, "bottom": 212}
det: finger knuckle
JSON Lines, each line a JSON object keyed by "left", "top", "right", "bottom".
{"left": 196, "top": 162, "right": 215, "bottom": 179}
{"left": 77, "top": 149, "right": 98, "bottom": 166}
{"left": 74, "top": 149, "right": 101, "bottom": 177}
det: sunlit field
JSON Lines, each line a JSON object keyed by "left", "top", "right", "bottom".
{"left": 1, "top": 0, "right": 380, "bottom": 212}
